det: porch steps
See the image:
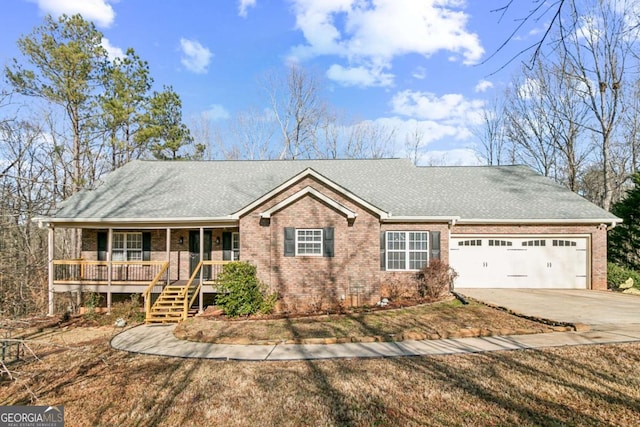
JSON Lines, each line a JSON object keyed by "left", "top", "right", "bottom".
{"left": 146, "top": 284, "right": 198, "bottom": 324}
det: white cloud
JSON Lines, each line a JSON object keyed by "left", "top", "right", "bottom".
{"left": 391, "top": 90, "right": 485, "bottom": 125}
{"left": 340, "top": 116, "right": 482, "bottom": 166}
{"left": 412, "top": 66, "right": 427, "bottom": 80}
{"left": 102, "top": 37, "right": 124, "bottom": 60}
{"left": 33, "top": 0, "right": 116, "bottom": 28}
{"left": 474, "top": 79, "right": 493, "bottom": 93}
{"left": 326, "top": 64, "right": 394, "bottom": 87}
{"left": 238, "top": 0, "right": 256, "bottom": 17}
{"left": 179, "top": 38, "right": 213, "bottom": 74}
{"left": 289, "top": 0, "right": 483, "bottom": 86}
{"left": 202, "top": 104, "right": 230, "bottom": 121}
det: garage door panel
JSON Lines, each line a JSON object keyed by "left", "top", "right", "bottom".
{"left": 450, "top": 236, "right": 588, "bottom": 289}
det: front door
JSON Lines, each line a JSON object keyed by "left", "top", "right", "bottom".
{"left": 189, "top": 230, "right": 212, "bottom": 279}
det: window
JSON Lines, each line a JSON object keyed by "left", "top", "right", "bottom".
{"left": 112, "top": 232, "right": 143, "bottom": 261}
{"left": 285, "top": 227, "right": 333, "bottom": 257}
{"left": 458, "top": 239, "right": 482, "bottom": 246}
{"left": 488, "top": 239, "right": 512, "bottom": 246}
{"left": 296, "top": 229, "right": 323, "bottom": 256}
{"left": 553, "top": 239, "right": 576, "bottom": 247}
{"left": 232, "top": 232, "right": 240, "bottom": 260}
{"left": 386, "top": 231, "right": 429, "bottom": 271}
{"left": 522, "top": 240, "right": 546, "bottom": 247}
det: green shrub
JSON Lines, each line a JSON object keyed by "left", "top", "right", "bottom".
{"left": 83, "top": 291, "right": 103, "bottom": 320}
{"left": 215, "top": 262, "right": 277, "bottom": 317}
{"left": 607, "top": 262, "right": 640, "bottom": 290}
{"left": 416, "top": 260, "right": 458, "bottom": 301}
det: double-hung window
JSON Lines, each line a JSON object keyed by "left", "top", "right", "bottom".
{"left": 296, "top": 229, "right": 323, "bottom": 256}
{"left": 112, "top": 232, "right": 143, "bottom": 261}
{"left": 386, "top": 231, "right": 429, "bottom": 271}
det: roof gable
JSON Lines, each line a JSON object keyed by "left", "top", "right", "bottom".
{"left": 259, "top": 186, "right": 357, "bottom": 219}
{"left": 232, "top": 167, "right": 385, "bottom": 219}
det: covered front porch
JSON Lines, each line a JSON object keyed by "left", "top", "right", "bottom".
{"left": 45, "top": 222, "right": 241, "bottom": 320}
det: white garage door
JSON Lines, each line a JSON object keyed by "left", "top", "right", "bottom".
{"left": 450, "top": 236, "right": 588, "bottom": 289}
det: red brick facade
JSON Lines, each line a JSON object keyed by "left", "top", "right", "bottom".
{"left": 239, "top": 176, "right": 381, "bottom": 311}
{"left": 79, "top": 180, "right": 610, "bottom": 309}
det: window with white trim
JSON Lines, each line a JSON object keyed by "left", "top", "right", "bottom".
{"left": 296, "top": 229, "right": 323, "bottom": 256}
{"left": 386, "top": 231, "right": 429, "bottom": 271}
{"left": 232, "top": 232, "right": 240, "bottom": 260}
{"left": 112, "top": 232, "right": 142, "bottom": 261}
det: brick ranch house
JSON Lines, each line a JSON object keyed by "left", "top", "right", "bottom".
{"left": 36, "top": 159, "right": 620, "bottom": 322}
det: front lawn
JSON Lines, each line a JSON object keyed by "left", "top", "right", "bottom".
{"left": 1, "top": 324, "right": 638, "bottom": 426}
{"left": 174, "top": 299, "right": 565, "bottom": 344}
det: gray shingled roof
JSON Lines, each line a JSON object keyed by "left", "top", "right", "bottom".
{"left": 48, "top": 159, "right": 618, "bottom": 223}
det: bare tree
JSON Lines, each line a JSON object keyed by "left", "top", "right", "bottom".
{"left": 405, "top": 122, "right": 425, "bottom": 166}
{"left": 503, "top": 70, "right": 559, "bottom": 178}
{"left": 225, "top": 108, "right": 276, "bottom": 160}
{"left": 556, "top": 0, "right": 637, "bottom": 209}
{"left": 474, "top": 98, "right": 507, "bottom": 166}
{"left": 0, "top": 119, "right": 54, "bottom": 316}
{"left": 261, "top": 65, "right": 327, "bottom": 159}
{"left": 345, "top": 120, "right": 396, "bottom": 159}
{"left": 189, "top": 113, "right": 216, "bottom": 160}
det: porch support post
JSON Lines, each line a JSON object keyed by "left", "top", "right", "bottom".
{"left": 166, "top": 228, "right": 171, "bottom": 285}
{"left": 199, "top": 227, "right": 204, "bottom": 312}
{"left": 107, "top": 228, "right": 113, "bottom": 313}
{"left": 47, "top": 226, "right": 55, "bottom": 316}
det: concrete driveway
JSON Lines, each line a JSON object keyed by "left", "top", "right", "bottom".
{"left": 457, "top": 289, "right": 640, "bottom": 329}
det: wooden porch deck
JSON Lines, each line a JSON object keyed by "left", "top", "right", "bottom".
{"left": 51, "top": 260, "right": 231, "bottom": 323}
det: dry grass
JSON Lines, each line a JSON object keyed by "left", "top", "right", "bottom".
{"left": 1, "top": 326, "right": 639, "bottom": 426}
{"left": 175, "top": 299, "right": 560, "bottom": 343}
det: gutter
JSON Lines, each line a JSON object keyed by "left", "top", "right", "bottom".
{"left": 34, "top": 216, "right": 238, "bottom": 228}
{"left": 456, "top": 218, "right": 622, "bottom": 226}
{"left": 381, "top": 215, "right": 460, "bottom": 224}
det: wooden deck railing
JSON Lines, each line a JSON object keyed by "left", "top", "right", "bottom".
{"left": 142, "top": 262, "right": 171, "bottom": 316}
{"left": 53, "top": 260, "right": 169, "bottom": 284}
{"left": 181, "top": 260, "right": 231, "bottom": 320}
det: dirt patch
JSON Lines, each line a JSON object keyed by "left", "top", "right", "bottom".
{"left": 175, "top": 299, "right": 566, "bottom": 345}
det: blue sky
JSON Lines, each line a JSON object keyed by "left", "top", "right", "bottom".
{"left": 1, "top": 0, "right": 545, "bottom": 164}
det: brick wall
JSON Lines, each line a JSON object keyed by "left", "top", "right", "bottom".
{"left": 239, "top": 176, "right": 382, "bottom": 311}
{"left": 77, "top": 206, "right": 610, "bottom": 305}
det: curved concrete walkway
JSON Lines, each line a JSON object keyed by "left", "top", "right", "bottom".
{"left": 110, "top": 324, "right": 640, "bottom": 361}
